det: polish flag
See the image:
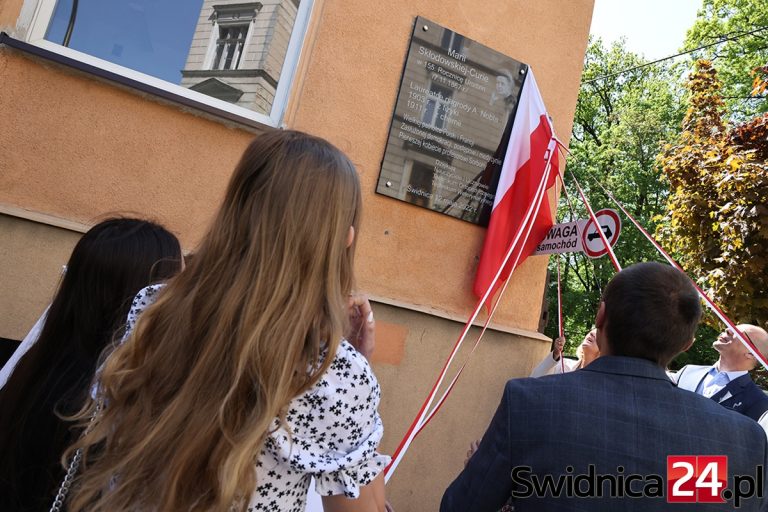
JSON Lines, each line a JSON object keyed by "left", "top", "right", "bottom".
{"left": 473, "top": 70, "right": 559, "bottom": 301}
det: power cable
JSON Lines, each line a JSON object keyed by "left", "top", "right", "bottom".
{"left": 582, "top": 25, "right": 768, "bottom": 85}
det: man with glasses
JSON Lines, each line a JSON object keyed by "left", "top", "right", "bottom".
{"left": 675, "top": 324, "right": 768, "bottom": 423}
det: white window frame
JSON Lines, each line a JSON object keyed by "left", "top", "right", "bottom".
{"left": 441, "top": 31, "right": 464, "bottom": 54}
{"left": 203, "top": 4, "right": 260, "bottom": 71}
{"left": 212, "top": 23, "right": 250, "bottom": 70}
{"left": 19, "top": 0, "right": 314, "bottom": 128}
{"left": 422, "top": 82, "right": 453, "bottom": 130}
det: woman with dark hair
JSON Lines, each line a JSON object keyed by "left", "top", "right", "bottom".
{"left": 0, "top": 218, "right": 182, "bottom": 511}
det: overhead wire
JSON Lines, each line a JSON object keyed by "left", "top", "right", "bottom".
{"left": 582, "top": 25, "right": 768, "bottom": 85}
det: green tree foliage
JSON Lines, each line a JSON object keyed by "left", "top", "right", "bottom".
{"left": 543, "top": 38, "right": 683, "bottom": 355}
{"left": 684, "top": 0, "right": 768, "bottom": 118}
{"left": 542, "top": 1, "right": 768, "bottom": 367}
{"left": 658, "top": 60, "right": 768, "bottom": 331}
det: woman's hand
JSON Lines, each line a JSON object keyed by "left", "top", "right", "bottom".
{"left": 552, "top": 336, "right": 565, "bottom": 361}
{"left": 464, "top": 440, "right": 481, "bottom": 467}
{"left": 347, "top": 293, "right": 375, "bottom": 360}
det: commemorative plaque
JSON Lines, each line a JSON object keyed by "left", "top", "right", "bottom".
{"left": 376, "top": 17, "right": 528, "bottom": 226}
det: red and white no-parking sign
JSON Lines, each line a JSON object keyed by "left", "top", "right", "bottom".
{"left": 581, "top": 208, "right": 621, "bottom": 259}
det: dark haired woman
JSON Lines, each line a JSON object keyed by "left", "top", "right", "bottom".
{"left": 0, "top": 218, "right": 182, "bottom": 511}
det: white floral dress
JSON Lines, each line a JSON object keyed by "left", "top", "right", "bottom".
{"left": 124, "top": 285, "right": 390, "bottom": 511}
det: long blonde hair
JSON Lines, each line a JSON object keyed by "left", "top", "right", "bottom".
{"left": 65, "top": 130, "right": 362, "bottom": 511}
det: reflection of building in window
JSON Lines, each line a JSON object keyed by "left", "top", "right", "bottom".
{"left": 180, "top": 0, "right": 299, "bottom": 115}
{"left": 405, "top": 160, "right": 435, "bottom": 208}
{"left": 441, "top": 30, "right": 464, "bottom": 53}
{"left": 422, "top": 83, "right": 453, "bottom": 129}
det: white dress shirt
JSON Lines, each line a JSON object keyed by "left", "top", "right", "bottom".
{"left": 695, "top": 367, "right": 747, "bottom": 398}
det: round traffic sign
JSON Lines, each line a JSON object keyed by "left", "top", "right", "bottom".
{"left": 581, "top": 209, "right": 621, "bottom": 259}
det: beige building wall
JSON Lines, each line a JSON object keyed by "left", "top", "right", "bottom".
{"left": 285, "top": 3, "right": 593, "bottom": 508}
{"left": 287, "top": 0, "right": 593, "bottom": 331}
{"left": 0, "top": 214, "right": 83, "bottom": 340}
{"left": 0, "top": 0, "right": 594, "bottom": 509}
{"left": 373, "top": 302, "right": 552, "bottom": 509}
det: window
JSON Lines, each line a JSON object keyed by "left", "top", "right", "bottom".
{"left": 204, "top": 3, "right": 261, "bottom": 72}
{"left": 23, "top": 0, "right": 312, "bottom": 126}
{"left": 405, "top": 161, "right": 435, "bottom": 208}
{"left": 440, "top": 30, "right": 464, "bottom": 54}
{"left": 422, "top": 83, "right": 453, "bottom": 129}
{"left": 213, "top": 25, "right": 248, "bottom": 70}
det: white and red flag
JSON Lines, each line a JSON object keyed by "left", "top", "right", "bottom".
{"left": 385, "top": 70, "right": 560, "bottom": 483}
{"left": 473, "top": 70, "right": 559, "bottom": 301}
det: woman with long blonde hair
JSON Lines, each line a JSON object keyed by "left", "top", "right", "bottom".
{"left": 64, "top": 131, "right": 389, "bottom": 511}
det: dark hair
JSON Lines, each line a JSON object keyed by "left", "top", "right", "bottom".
{"left": 0, "top": 218, "right": 181, "bottom": 511}
{"left": 601, "top": 262, "right": 702, "bottom": 367}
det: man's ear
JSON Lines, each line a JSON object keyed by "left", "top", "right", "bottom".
{"left": 595, "top": 301, "right": 606, "bottom": 329}
{"left": 682, "top": 337, "right": 695, "bottom": 353}
{"left": 595, "top": 302, "right": 608, "bottom": 354}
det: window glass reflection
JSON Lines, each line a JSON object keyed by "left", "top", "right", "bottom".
{"left": 45, "top": 0, "right": 302, "bottom": 116}
{"left": 46, "top": 0, "right": 203, "bottom": 84}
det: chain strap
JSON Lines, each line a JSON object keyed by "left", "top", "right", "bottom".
{"left": 49, "top": 447, "right": 83, "bottom": 512}
{"left": 49, "top": 403, "right": 101, "bottom": 512}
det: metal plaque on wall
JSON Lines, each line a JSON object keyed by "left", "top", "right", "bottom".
{"left": 376, "top": 16, "right": 528, "bottom": 226}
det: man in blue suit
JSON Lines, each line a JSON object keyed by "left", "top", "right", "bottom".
{"left": 674, "top": 324, "right": 768, "bottom": 423}
{"left": 441, "top": 262, "right": 768, "bottom": 511}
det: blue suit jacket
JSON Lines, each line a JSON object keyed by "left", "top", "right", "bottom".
{"left": 440, "top": 356, "right": 768, "bottom": 511}
{"left": 675, "top": 364, "right": 768, "bottom": 421}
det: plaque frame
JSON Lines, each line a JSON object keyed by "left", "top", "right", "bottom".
{"left": 376, "top": 16, "right": 529, "bottom": 226}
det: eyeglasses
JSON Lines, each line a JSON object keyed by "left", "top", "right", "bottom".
{"left": 726, "top": 328, "right": 755, "bottom": 346}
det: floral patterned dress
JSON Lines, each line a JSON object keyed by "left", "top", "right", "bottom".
{"left": 125, "top": 285, "right": 390, "bottom": 511}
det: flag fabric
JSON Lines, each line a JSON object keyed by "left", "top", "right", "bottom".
{"left": 473, "top": 70, "right": 559, "bottom": 301}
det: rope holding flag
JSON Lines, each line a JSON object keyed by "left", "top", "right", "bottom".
{"left": 384, "top": 140, "right": 558, "bottom": 482}
{"left": 556, "top": 255, "right": 565, "bottom": 374}
{"left": 415, "top": 144, "right": 560, "bottom": 435}
{"left": 589, "top": 178, "right": 768, "bottom": 372}
{"left": 385, "top": 69, "right": 560, "bottom": 484}
{"left": 567, "top": 170, "right": 622, "bottom": 272}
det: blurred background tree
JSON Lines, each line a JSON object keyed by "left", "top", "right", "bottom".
{"left": 542, "top": 38, "right": 682, "bottom": 356}
{"left": 542, "top": 0, "right": 768, "bottom": 370}
{"left": 658, "top": 59, "right": 768, "bottom": 373}
{"left": 684, "top": 0, "right": 768, "bottom": 119}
